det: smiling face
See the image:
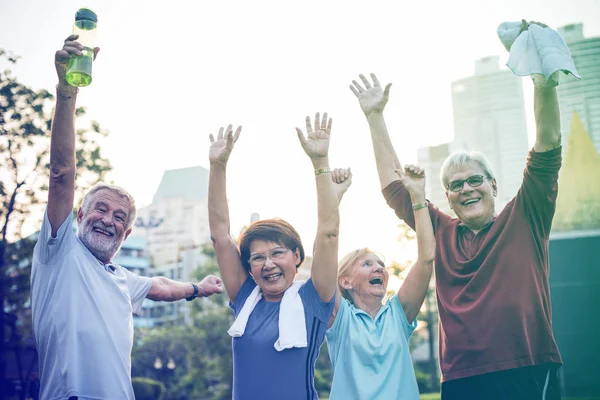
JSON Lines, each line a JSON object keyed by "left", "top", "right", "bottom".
{"left": 77, "top": 188, "right": 132, "bottom": 263}
{"left": 339, "top": 252, "right": 389, "bottom": 304}
{"left": 248, "top": 240, "right": 300, "bottom": 302}
{"left": 445, "top": 161, "right": 497, "bottom": 231}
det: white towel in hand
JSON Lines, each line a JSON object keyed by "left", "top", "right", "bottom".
{"left": 497, "top": 21, "right": 580, "bottom": 87}
{"left": 227, "top": 280, "right": 307, "bottom": 352}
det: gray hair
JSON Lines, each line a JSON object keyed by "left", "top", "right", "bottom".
{"left": 80, "top": 183, "right": 137, "bottom": 228}
{"left": 440, "top": 151, "right": 496, "bottom": 189}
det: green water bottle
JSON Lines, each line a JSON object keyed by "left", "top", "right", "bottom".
{"left": 65, "top": 8, "right": 98, "bottom": 87}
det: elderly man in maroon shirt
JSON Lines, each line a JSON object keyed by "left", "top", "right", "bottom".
{"left": 348, "top": 65, "right": 563, "bottom": 398}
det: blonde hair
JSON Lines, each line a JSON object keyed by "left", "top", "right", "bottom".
{"left": 337, "top": 248, "right": 373, "bottom": 304}
{"left": 80, "top": 183, "right": 137, "bottom": 228}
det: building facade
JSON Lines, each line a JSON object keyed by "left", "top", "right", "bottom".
{"left": 556, "top": 23, "right": 600, "bottom": 155}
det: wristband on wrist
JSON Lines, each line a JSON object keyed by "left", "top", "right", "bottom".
{"left": 412, "top": 202, "right": 428, "bottom": 211}
{"left": 314, "top": 167, "right": 331, "bottom": 176}
{"left": 186, "top": 283, "right": 199, "bottom": 301}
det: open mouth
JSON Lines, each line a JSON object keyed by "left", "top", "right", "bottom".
{"left": 369, "top": 277, "right": 383, "bottom": 286}
{"left": 93, "top": 227, "right": 114, "bottom": 237}
{"left": 461, "top": 198, "right": 481, "bottom": 206}
{"left": 264, "top": 273, "right": 282, "bottom": 282}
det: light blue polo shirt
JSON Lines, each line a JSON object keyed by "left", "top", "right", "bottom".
{"left": 326, "top": 294, "right": 419, "bottom": 400}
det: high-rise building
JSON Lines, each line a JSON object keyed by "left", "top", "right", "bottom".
{"left": 556, "top": 23, "right": 600, "bottom": 155}
{"left": 135, "top": 166, "right": 210, "bottom": 267}
{"left": 131, "top": 166, "right": 212, "bottom": 326}
{"left": 450, "top": 56, "right": 530, "bottom": 211}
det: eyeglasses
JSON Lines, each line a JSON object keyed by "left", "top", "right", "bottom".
{"left": 447, "top": 175, "right": 487, "bottom": 193}
{"left": 248, "top": 247, "right": 290, "bottom": 267}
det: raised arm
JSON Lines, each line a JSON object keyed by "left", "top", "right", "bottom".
{"left": 296, "top": 113, "right": 340, "bottom": 302}
{"left": 533, "top": 86, "right": 561, "bottom": 152}
{"left": 328, "top": 168, "right": 352, "bottom": 327}
{"left": 395, "top": 165, "right": 435, "bottom": 323}
{"left": 48, "top": 35, "right": 98, "bottom": 236}
{"left": 517, "top": 21, "right": 562, "bottom": 153}
{"left": 208, "top": 125, "right": 247, "bottom": 303}
{"left": 350, "top": 73, "right": 401, "bottom": 190}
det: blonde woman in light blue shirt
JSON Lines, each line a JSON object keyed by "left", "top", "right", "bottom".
{"left": 326, "top": 159, "right": 435, "bottom": 399}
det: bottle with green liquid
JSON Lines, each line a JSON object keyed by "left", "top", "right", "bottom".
{"left": 65, "top": 8, "right": 98, "bottom": 87}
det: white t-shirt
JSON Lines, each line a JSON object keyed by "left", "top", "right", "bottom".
{"left": 31, "top": 210, "right": 152, "bottom": 400}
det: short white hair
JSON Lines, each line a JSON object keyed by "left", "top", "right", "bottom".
{"left": 80, "top": 183, "right": 137, "bottom": 228}
{"left": 440, "top": 151, "right": 496, "bottom": 189}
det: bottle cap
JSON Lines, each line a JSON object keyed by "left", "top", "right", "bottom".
{"left": 75, "top": 8, "right": 98, "bottom": 23}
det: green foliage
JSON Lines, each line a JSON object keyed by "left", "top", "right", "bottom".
{"left": 314, "top": 343, "right": 333, "bottom": 398}
{"left": 131, "top": 243, "right": 338, "bottom": 399}
{"left": 132, "top": 246, "right": 235, "bottom": 400}
{"left": 132, "top": 377, "right": 166, "bottom": 400}
{"left": 415, "top": 367, "right": 434, "bottom": 393}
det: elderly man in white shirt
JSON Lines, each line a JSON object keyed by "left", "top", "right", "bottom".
{"left": 30, "top": 35, "right": 224, "bottom": 400}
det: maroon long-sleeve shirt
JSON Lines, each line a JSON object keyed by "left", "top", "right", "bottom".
{"left": 383, "top": 147, "right": 563, "bottom": 381}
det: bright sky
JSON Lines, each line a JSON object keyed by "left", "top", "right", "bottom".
{"left": 2, "top": 0, "right": 599, "bottom": 265}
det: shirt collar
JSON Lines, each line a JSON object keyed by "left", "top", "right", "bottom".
{"left": 350, "top": 300, "right": 390, "bottom": 321}
{"left": 457, "top": 215, "right": 497, "bottom": 232}
{"left": 97, "top": 260, "right": 117, "bottom": 274}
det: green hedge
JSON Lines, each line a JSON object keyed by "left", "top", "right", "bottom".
{"left": 132, "top": 377, "right": 166, "bottom": 400}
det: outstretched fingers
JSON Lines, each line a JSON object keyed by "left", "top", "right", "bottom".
{"left": 305, "top": 116, "right": 313, "bottom": 134}
{"left": 296, "top": 127, "right": 308, "bottom": 149}
{"left": 351, "top": 79, "right": 366, "bottom": 95}
{"left": 321, "top": 112, "right": 328, "bottom": 130}
{"left": 370, "top": 73, "right": 381, "bottom": 87}
{"left": 359, "top": 74, "right": 372, "bottom": 89}
{"left": 232, "top": 125, "right": 242, "bottom": 143}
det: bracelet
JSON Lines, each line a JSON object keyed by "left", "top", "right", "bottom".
{"left": 412, "top": 202, "right": 428, "bottom": 211}
{"left": 314, "top": 167, "right": 331, "bottom": 176}
{"left": 186, "top": 283, "right": 199, "bottom": 301}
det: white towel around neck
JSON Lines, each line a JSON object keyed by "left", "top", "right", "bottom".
{"left": 497, "top": 21, "right": 580, "bottom": 87}
{"left": 228, "top": 280, "right": 307, "bottom": 352}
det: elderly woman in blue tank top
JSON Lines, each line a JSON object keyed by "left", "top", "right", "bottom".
{"left": 325, "top": 164, "right": 436, "bottom": 400}
{"left": 207, "top": 114, "right": 340, "bottom": 400}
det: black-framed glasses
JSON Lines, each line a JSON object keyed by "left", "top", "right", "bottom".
{"left": 447, "top": 174, "right": 487, "bottom": 193}
{"left": 248, "top": 247, "right": 290, "bottom": 267}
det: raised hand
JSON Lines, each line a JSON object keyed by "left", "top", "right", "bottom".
{"left": 197, "top": 275, "right": 224, "bottom": 297}
{"left": 349, "top": 73, "right": 392, "bottom": 116}
{"left": 209, "top": 125, "right": 242, "bottom": 166}
{"left": 332, "top": 168, "right": 352, "bottom": 203}
{"left": 395, "top": 164, "right": 426, "bottom": 203}
{"left": 55, "top": 34, "right": 100, "bottom": 88}
{"left": 296, "top": 112, "right": 332, "bottom": 162}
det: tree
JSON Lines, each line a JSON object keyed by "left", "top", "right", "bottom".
{"left": 0, "top": 49, "right": 112, "bottom": 399}
{"left": 132, "top": 377, "right": 166, "bottom": 400}
{"left": 132, "top": 245, "right": 235, "bottom": 400}
{"left": 393, "top": 220, "right": 439, "bottom": 392}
